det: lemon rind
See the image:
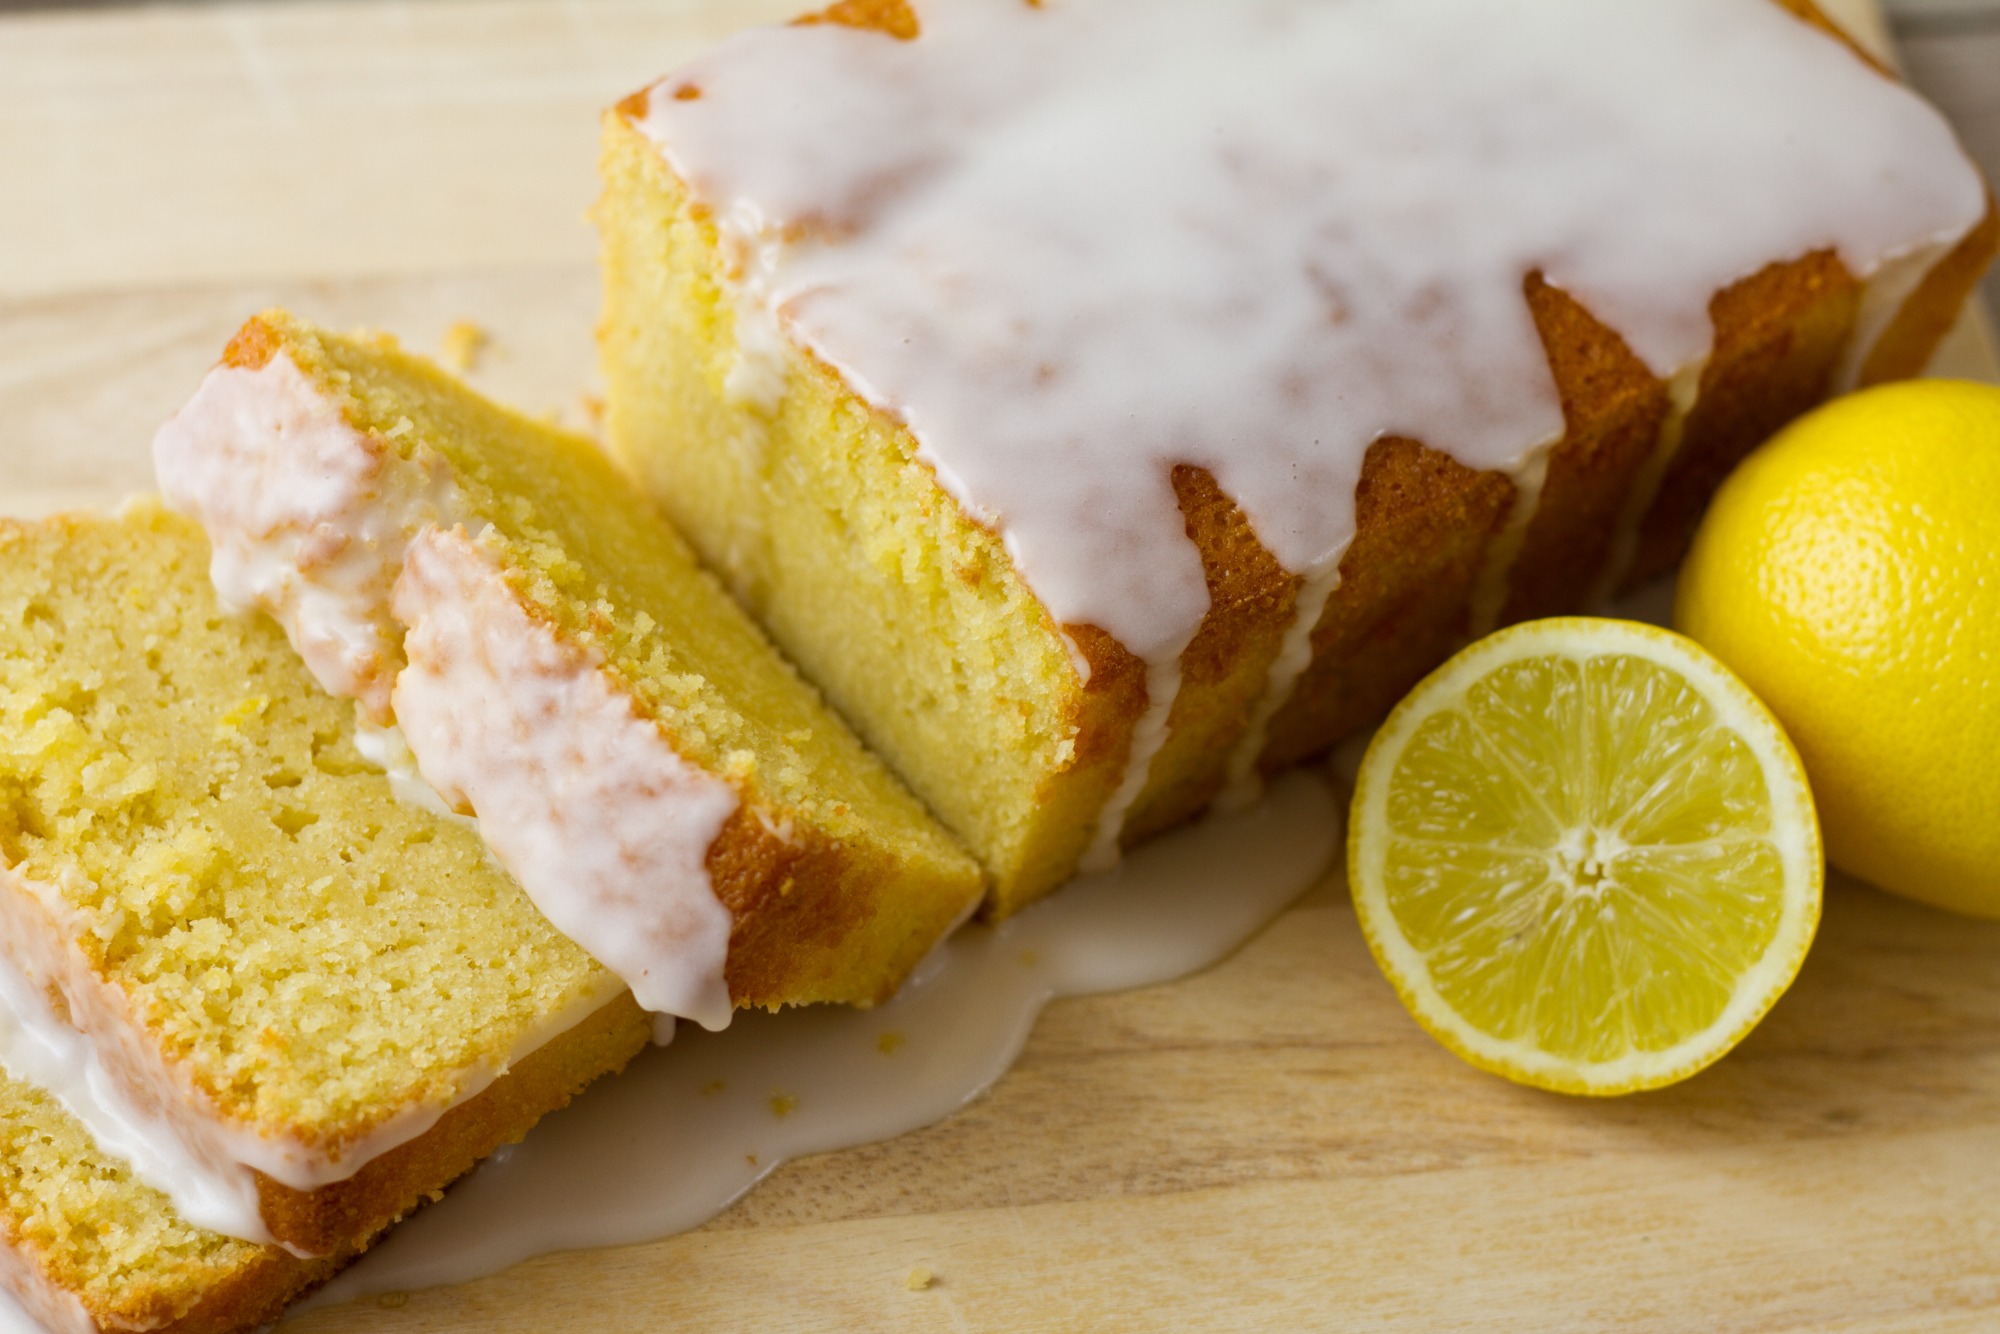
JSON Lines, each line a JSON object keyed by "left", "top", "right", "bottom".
{"left": 1348, "top": 616, "right": 1823, "bottom": 1096}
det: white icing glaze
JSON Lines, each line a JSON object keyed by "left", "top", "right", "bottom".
{"left": 638, "top": 0, "right": 1986, "bottom": 859}
{"left": 392, "top": 528, "right": 740, "bottom": 1031}
{"left": 0, "top": 908, "right": 268, "bottom": 1246}
{"left": 0, "top": 1243, "right": 91, "bottom": 1334}
{"left": 232, "top": 974, "right": 627, "bottom": 1195}
{"left": 0, "top": 857, "right": 627, "bottom": 1240}
{"left": 304, "top": 767, "right": 1339, "bottom": 1309}
{"left": 1218, "top": 557, "right": 1343, "bottom": 813}
{"left": 1832, "top": 236, "right": 1964, "bottom": 392}
{"left": 1466, "top": 442, "right": 1556, "bottom": 640}
{"left": 1079, "top": 656, "right": 1177, "bottom": 872}
{"left": 156, "top": 349, "right": 742, "bottom": 1031}
{"left": 352, "top": 715, "right": 477, "bottom": 828}
{"left": 1589, "top": 359, "right": 1711, "bottom": 608}
{"left": 153, "top": 351, "right": 464, "bottom": 725}
{"left": 718, "top": 219, "right": 794, "bottom": 417}
{"left": 0, "top": 865, "right": 273, "bottom": 1244}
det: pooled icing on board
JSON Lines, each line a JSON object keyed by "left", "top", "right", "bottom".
{"left": 637, "top": 0, "right": 1987, "bottom": 851}
{"left": 0, "top": 770, "right": 1333, "bottom": 1327}
{"left": 303, "top": 767, "right": 1339, "bottom": 1310}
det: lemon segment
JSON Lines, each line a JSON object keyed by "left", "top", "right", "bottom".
{"left": 1349, "top": 618, "right": 1822, "bottom": 1095}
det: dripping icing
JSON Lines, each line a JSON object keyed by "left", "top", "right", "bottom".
{"left": 1466, "top": 440, "right": 1557, "bottom": 639}
{"left": 1589, "top": 359, "right": 1711, "bottom": 608}
{"left": 154, "top": 351, "right": 739, "bottom": 1029}
{"left": 304, "top": 769, "right": 1339, "bottom": 1310}
{"left": 1833, "top": 237, "right": 1965, "bottom": 392}
{"left": 636, "top": 0, "right": 1985, "bottom": 857}
{"left": 1218, "top": 556, "right": 1344, "bottom": 812}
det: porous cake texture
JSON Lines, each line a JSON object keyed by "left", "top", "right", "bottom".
{"left": 597, "top": 0, "right": 1998, "bottom": 915}
{"left": 0, "top": 1062, "right": 310, "bottom": 1334}
{"left": 0, "top": 505, "right": 652, "bottom": 1321}
{"left": 158, "top": 311, "right": 982, "bottom": 1020}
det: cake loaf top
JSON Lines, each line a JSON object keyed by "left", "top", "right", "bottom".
{"left": 636, "top": 0, "right": 1985, "bottom": 666}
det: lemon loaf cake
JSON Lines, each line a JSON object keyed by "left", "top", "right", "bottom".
{"left": 597, "top": 0, "right": 1997, "bottom": 914}
{"left": 156, "top": 310, "right": 983, "bottom": 1033}
{"left": 0, "top": 1058, "right": 327, "bottom": 1334}
{"left": 0, "top": 504, "right": 653, "bottom": 1319}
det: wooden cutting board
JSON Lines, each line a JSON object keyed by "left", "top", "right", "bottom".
{"left": 4, "top": 2, "right": 1999, "bottom": 1328}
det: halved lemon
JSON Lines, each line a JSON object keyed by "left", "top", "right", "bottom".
{"left": 1348, "top": 617, "right": 1821, "bottom": 1095}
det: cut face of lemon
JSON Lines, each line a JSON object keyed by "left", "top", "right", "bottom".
{"left": 1348, "top": 617, "right": 1822, "bottom": 1095}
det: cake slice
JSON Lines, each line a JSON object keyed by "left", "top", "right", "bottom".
{"left": 0, "top": 503, "right": 652, "bottom": 1318}
{"left": 155, "top": 309, "right": 983, "bottom": 1033}
{"left": 0, "top": 1058, "right": 317, "bottom": 1334}
{"left": 595, "top": 0, "right": 1996, "bottom": 915}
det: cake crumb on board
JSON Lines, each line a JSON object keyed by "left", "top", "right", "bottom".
{"left": 440, "top": 319, "right": 488, "bottom": 373}
{"left": 904, "top": 1266, "right": 935, "bottom": 1292}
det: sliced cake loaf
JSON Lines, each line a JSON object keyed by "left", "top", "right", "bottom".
{"left": 0, "top": 504, "right": 652, "bottom": 1318}
{"left": 0, "top": 1060, "right": 313, "bottom": 1334}
{"left": 596, "top": 0, "right": 1996, "bottom": 915}
{"left": 154, "top": 309, "right": 982, "bottom": 1030}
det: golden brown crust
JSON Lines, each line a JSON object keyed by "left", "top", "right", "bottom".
{"left": 1626, "top": 249, "right": 1860, "bottom": 587}
{"left": 88, "top": 1246, "right": 332, "bottom": 1334}
{"left": 614, "top": 88, "right": 654, "bottom": 122}
{"left": 710, "top": 804, "right": 906, "bottom": 1006}
{"left": 22, "top": 995, "right": 650, "bottom": 1331}
{"left": 599, "top": 0, "right": 1997, "bottom": 922}
{"left": 1101, "top": 196, "right": 1987, "bottom": 800}
{"left": 1501, "top": 272, "right": 1671, "bottom": 622}
{"left": 1017, "top": 620, "right": 1144, "bottom": 903}
{"left": 219, "top": 317, "right": 280, "bottom": 374}
{"left": 793, "top": 0, "right": 920, "bottom": 41}
{"left": 1121, "top": 467, "right": 1299, "bottom": 842}
{"left": 1861, "top": 192, "right": 2000, "bottom": 385}
{"left": 527, "top": 590, "right": 936, "bottom": 1013}
{"left": 1259, "top": 437, "right": 1516, "bottom": 772}
{"left": 248, "top": 993, "right": 649, "bottom": 1259}
{"left": 1767, "top": 0, "right": 1896, "bottom": 75}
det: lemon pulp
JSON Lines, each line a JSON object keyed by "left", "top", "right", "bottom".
{"left": 1349, "top": 618, "right": 1821, "bottom": 1095}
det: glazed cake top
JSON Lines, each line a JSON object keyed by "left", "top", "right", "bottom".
{"left": 639, "top": 0, "right": 1982, "bottom": 663}
{"left": 636, "top": 0, "right": 1987, "bottom": 860}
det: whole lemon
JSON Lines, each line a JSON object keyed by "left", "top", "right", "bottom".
{"left": 1676, "top": 379, "right": 2000, "bottom": 916}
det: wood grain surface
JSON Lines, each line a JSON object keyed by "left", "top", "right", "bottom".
{"left": 2, "top": 2, "right": 1998, "bottom": 1330}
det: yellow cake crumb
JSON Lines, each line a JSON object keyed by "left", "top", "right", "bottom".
{"left": 0, "top": 504, "right": 612, "bottom": 1144}
{"left": 439, "top": 319, "right": 487, "bottom": 373}
{"left": 876, "top": 1031, "right": 906, "bottom": 1055}
{"left": 0, "top": 504, "right": 654, "bottom": 1325}
{"left": 223, "top": 310, "right": 983, "bottom": 1013}
{"left": 905, "top": 1266, "right": 935, "bottom": 1291}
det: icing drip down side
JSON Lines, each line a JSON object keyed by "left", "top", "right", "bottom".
{"left": 0, "top": 852, "right": 627, "bottom": 1246}
{"left": 0, "top": 886, "right": 269, "bottom": 1246}
{"left": 152, "top": 351, "right": 740, "bottom": 1033}
{"left": 153, "top": 353, "right": 461, "bottom": 725}
{"left": 306, "top": 768, "right": 1341, "bottom": 1310}
{"left": 393, "top": 529, "right": 739, "bottom": 1031}
{"left": 638, "top": 0, "right": 1988, "bottom": 850}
